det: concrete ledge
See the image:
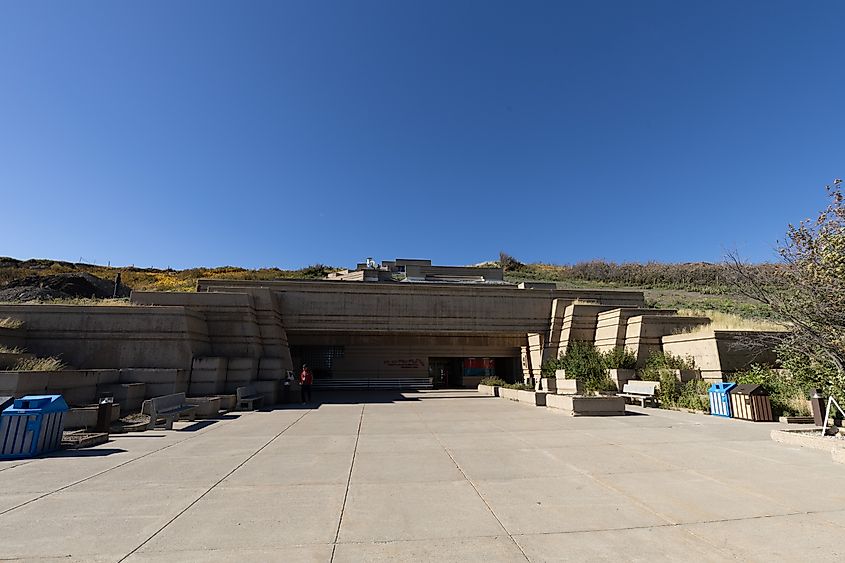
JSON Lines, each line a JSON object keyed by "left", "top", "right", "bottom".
{"left": 65, "top": 404, "right": 121, "bottom": 430}
{"left": 185, "top": 396, "right": 222, "bottom": 418}
{"left": 771, "top": 429, "right": 845, "bottom": 464}
{"left": 498, "top": 387, "right": 520, "bottom": 401}
{"left": 516, "top": 389, "right": 547, "bottom": 406}
{"left": 477, "top": 384, "right": 498, "bottom": 397}
{"left": 546, "top": 394, "right": 626, "bottom": 416}
{"left": 217, "top": 394, "right": 237, "bottom": 411}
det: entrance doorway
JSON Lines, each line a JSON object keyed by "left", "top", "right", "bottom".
{"left": 428, "top": 357, "right": 517, "bottom": 388}
{"left": 429, "top": 358, "right": 464, "bottom": 388}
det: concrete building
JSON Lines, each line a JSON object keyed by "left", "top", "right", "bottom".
{"left": 0, "top": 259, "right": 783, "bottom": 404}
{"left": 326, "top": 258, "right": 505, "bottom": 284}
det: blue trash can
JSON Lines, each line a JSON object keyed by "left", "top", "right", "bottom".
{"left": 0, "top": 395, "right": 68, "bottom": 459}
{"left": 708, "top": 382, "right": 736, "bottom": 418}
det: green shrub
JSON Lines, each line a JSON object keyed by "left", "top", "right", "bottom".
{"left": 731, "top": 364, "right": 809, "bottom": 417}
{"left": 503, "top": 382, "right": 533, "bottom": 391}
{"left": 540, "top": 358, "right": 562, "bottom": 377}
{"left": 676, "top": 379, "right": 710, "bottom": 411}
{"left": 479, "top": 376, "right": 506, "bottom": 387}
{"left": 639, "top": 351, "right": 698, "bottom": 407}
{"left": 640, "top": 351, "right": 696, "bottom": 382}
{"left": 777, "top": 345, "right": 843, "bottom": 405}
{"left": 601, "top": 347, "right": 637, "bottom": 370}
{"left": 559, "top": 341, "right": 616, "bottom": 395}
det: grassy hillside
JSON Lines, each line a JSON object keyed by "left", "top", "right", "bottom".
{"left": 0, "top": 256, "right": 776, "bottom": 322}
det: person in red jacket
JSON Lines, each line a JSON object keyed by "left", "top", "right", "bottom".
{"left": 299, "top": 364, "right": 313, "bottom": 404}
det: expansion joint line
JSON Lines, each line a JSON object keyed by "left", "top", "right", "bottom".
{"left": 419, "top": 414, "right": 530, "bottom": 561}
{"left": 0, "top": 413, "right": 241, "bottom": 518}
{"left": 330, "top": 404, "right": 365, "bottom": 562}
{"left": 119, "top": 409, "right": 313, "bottom": 562}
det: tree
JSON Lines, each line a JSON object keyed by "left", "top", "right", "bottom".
{"left": 727, "top": 180, "right": 845, "bottom": 399}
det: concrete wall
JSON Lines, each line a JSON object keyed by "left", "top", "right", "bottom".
{"left": 131, "top": 291, "right": 265, "bottom": 358}
{"left": 625, "top": 315, "right": 712, "bottom": 366}
{"left": 197, "top": 279, "right": 645, "bottom": 336}
{"left": 0, "top": 369, "right": 119, "bottom": 406}
{"left": 0, "top": 305, "right": 211, "bottom": 371}
{"left": 594, "top": 308, "right": 677, "bottom": 352}
{"left": 522, "top": 333, "right": 544, "bottom": 382}
{"left": 661, "top": 330, "right": 781, "bottom": 381}
{"left": 0, "top": 326, "right": 26, "bottom": 350}
{"left": 549, "top": 302, "right": 619, "bottom": 359}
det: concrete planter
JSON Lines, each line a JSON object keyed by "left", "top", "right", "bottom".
{"left": 477, "top": 384, "right": 499, "bottom": 397}
{"left": 546, "top": 394, "right": 626, "bottom": 416}
{"left": 608, "top": 369, "right": 636, "bottom": 391}
{"left": 536, "top": 378, "right": 557, "bottom": 393}
{"left": 499, "top": 387, "right": 520, "bottom": 401}
{"left": 186, "top": 396, "right": 222, "bottom": 418}
{"left": 516, "top": 389, "right": 547, "bottom": 406}
{"left": 555, "top": 378, "right": 584, "bottom": 395}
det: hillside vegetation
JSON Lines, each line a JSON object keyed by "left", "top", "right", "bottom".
{"left": 0, "top": 256, "right": 775, "bottom": 321}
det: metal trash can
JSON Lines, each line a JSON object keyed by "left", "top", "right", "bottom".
{"left": 0, "top": 395, "right": 69, "bottom": 459}
{"left": 727, "top": 384, "right": 774, "bottom": 422}
{"left": 708, "top": 382, "right": 736, "bottom": 418}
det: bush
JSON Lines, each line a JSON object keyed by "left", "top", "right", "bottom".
{"left": 639, "top": 351, "right": 697, "bottom": 407}
{"left": 777, "top": 345, "right": 843, "bottom": 405}
{"left": 559, "top": 342, "right": 616, "bottom": 395}
{"left": 479, "top": 377, "right": 506, "bottom": 387}
{"left": 540, "top": 358, "right": 561, "bottom": 377}
{"left": 502, "top": 382, "right": 533, "bottom": 391}
{"left": 731, "top": 364, "right": 809, "bottom": 417}
{"left": 640, "top": 351, "right": 696, "bottom": 381}
{"left": 601, "top": 347, "right": 637, "bottom": 370}
{"left": 676, "top": 379, "right": 710, "bottom": 411}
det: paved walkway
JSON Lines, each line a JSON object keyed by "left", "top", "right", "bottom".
{"left": 1, "top": 390, "right": 843, "bottom": 562}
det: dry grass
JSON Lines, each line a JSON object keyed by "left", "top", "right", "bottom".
{"left": 0, "top": 345, "right": 24, "bottom": 354}
{"left": 675, "top": 309, "right": 787, "bottom": 334}
{"left": 0, "top": 298, "right": 134, "bottom": 306}
{"left": 0, "top": 317, "right": 24, "bottom": 329}
{"left": 12, "top": 356, "right": 66, "bottom": 371}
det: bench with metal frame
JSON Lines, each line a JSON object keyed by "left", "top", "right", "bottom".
{"left": 617, "top": 381, "right": 659, "bottom": 407}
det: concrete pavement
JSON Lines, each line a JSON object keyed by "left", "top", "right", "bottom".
{"left": 1, "top": 390, "right": 844, "bottom": 561}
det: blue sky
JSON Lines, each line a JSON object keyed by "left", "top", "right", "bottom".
{"left": 1, "top": 1, "right": 843, "bottom": 269}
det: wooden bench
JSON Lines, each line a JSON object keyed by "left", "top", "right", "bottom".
{"left": 236, "top": 385, "right": 264, "bottom": 411}
{"left": 141, "top": 393, "right": 198, "bottom": 430}
{"left": 618, "top": 381, "right": 660, "bottom": 407}
{"left": 312, "top": 378, "right": 434, "bottom": 390}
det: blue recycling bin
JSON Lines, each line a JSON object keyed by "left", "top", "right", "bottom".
{"left": 708, "top": 382, "right": 736, "bottom": 418}
{"left": 0, "top": 395, "right": 68, "bottom": 459}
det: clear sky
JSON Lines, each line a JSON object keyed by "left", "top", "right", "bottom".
{"left": 2, "top": 1, "right": 843, "bottom": 269}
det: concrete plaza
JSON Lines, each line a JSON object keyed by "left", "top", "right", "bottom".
{"left": 1, "top": 390, "right": 843, "bottom": 562}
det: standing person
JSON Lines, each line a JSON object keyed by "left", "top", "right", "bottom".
{"left": 299, "top": 364, "right": 313, "bottom": 404}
